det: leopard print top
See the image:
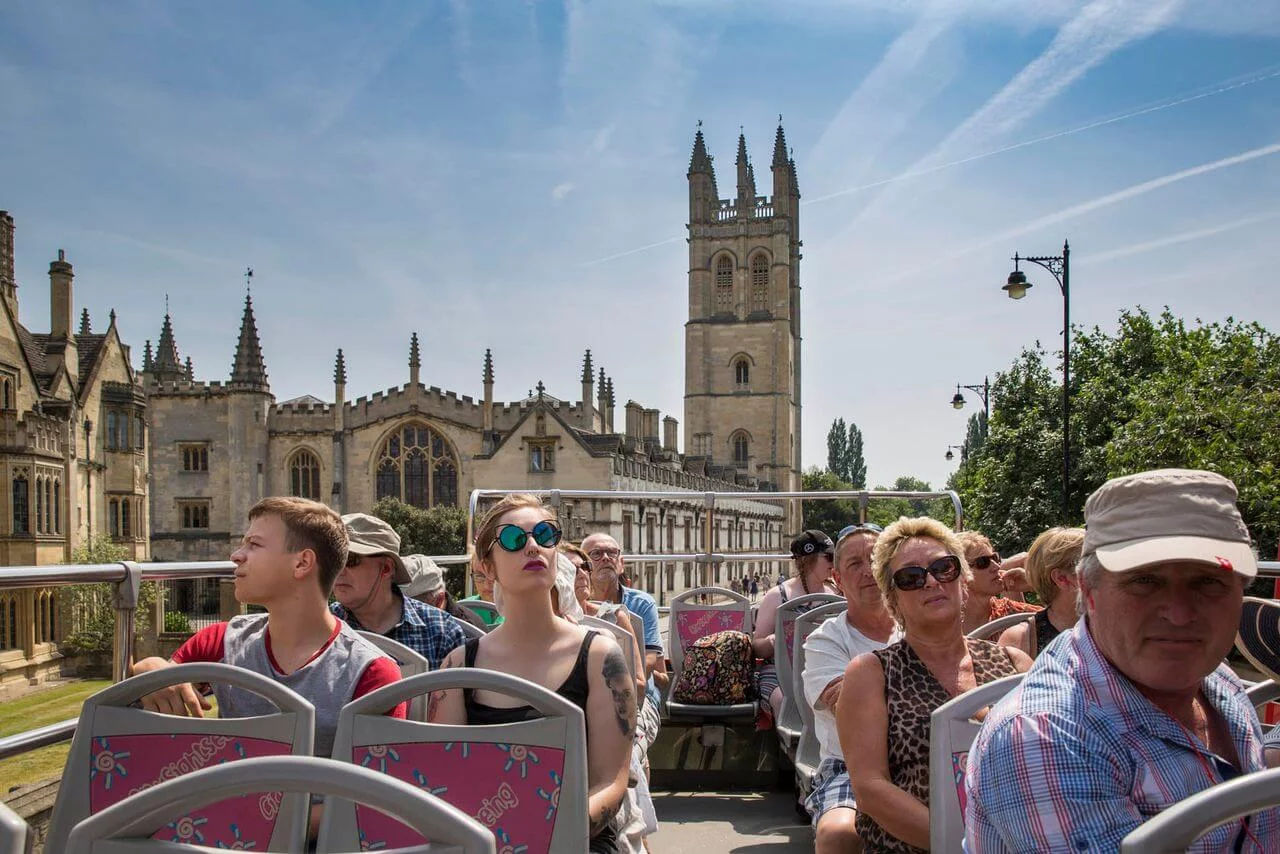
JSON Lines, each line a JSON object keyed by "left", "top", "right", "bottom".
{"left": 855, "top": 638, "right": 1019, "bottom": 854}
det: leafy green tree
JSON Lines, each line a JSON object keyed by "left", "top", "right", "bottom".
{"left": 801, "top": 467, "right": 858, "bottom": 536}
{"left": 866, "top": 476, "right": 957, "bottom": 529}
{"left": 963, "top": 411, "right": 987, "bottom": 460}
{"left": 371, "top": 498, "right": 469, "bottom": 595}
{"left": 827, "top": 418, "right": 849, "bottom": 481}
{"left": 63, "top": 537, "right": 158, "bottom": 654}
{"left": 847, "top": 422, "right": 867, "bottom": 488}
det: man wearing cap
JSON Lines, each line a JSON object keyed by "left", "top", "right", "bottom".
{"left": 753, "top": 530, "right": 839, "bottom": 724}
{"left": 330, "top": 513, "right": 466, "bottom": 671}
{"left": 400, "top": 554, "right": 487, "bottom": 631}
{"left": 966, "top": 469, "right": 1280, "bottom": 852}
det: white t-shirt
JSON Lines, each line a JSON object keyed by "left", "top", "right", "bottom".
{"left": 802, "top": 613, "right": 900, "bottom": 764}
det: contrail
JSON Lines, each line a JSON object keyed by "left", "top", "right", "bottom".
{"left": 580, "top": 63, "right": 1280, "bottom": 266}
{"left": 805, "top": 64, "right": 1280, "bottom": 206}
{"left": 1081, "top": 210, "right": 1280, "bottom": 264}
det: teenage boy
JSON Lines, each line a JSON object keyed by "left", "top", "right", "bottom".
{"left": 133, "top": 497, "right": 406, "bottom": 758}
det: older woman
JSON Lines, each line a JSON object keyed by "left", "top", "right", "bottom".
{"left": 753, "top": 530, "right": 840, "bottom": 723}
{"left": 997, "top": 527, "right": 1085, "bottom": 658}
{"left": 956, "top": 530, "right": 1040, "bottom": 635}
{"left": 431, "top": 494, "right": 634, "bottom": 853}
{"left": 835, "top": 517, "right": 1031, "bottom": 853}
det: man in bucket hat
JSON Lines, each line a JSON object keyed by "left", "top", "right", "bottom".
{"left": 330, "top": 512, "right": 465, "bottom": 670}
{"left": 400, "top": 554, "right": 487, "bottom": 631}
{"left": 966, "top": 470, "right": 1279, "bottom": 852}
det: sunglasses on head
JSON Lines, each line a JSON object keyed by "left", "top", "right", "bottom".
{"left": 892, "top": 555, "right": 962, "bottom": 591}
{"left": 492, "top": 520, "right": 562, "bottom": 552}
{"left": 970, "top": 553, "right": 1001, "bottom": 570}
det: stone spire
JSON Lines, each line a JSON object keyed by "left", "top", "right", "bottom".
{"left": 580, "top": 349, "right": 593, "bottom": 384}
{"left": 597, "top": 367, "right": 608, "bottom": 415}
{"left": 772, "top": 118, "right": 788, "bottom": 169}
{"left": 580, "top": 350, "right": 595, "bottom": 430}
{"left": 153, "top": 304, "right": 184, "bottom": 383}
{"left": 409, "top": 332, "right": 421, "bottom": 386}
{"left": 143, "top": 340, "right": 153, "bottom": 372}
{"left": 184, "top": 356, "right": 194, "bottom": 382}
{"left": 79, "top": 307, "right": 91, "bottom": 336}
{"left": 605, "top": 376, "right": 616, "bottom": 433}
{"left": 229, "top": 291, "right": 269, "bottom": 391}
{"left": 483, "top": 348, "right": 494, "bottom": 385}
{"left": 736, "top": 131, "right": 751, "bottom": 202}
{"left": 772, "top": 118, "right": 795, "bottom": 215}
{"left": 334, "top": 348, "right": 347, "bottom": 385}
{"left": 690, "top": 125, "right": 714, "bottom": 175}
{"left": 482, "top": 349, "right": 495, "bottom": 433}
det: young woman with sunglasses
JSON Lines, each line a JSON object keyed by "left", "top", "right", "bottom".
{"left": 834, "top": 517, "right": 1031, "bottom": 853}
{"left": 956, "top": 530, "right": 1041, "bottom": 635}
{"left": 429, "top": 494, "right": 635, "bottom": 853}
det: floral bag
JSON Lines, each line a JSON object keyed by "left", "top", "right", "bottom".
{"left": 671, "top": 630, "right": 756, "bottom": 705}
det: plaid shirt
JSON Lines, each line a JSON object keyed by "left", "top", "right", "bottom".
{"left": 966, "top": 619, "right": 1279, "bottom": 853}
{"left": 330, "top": 595, "right": 466, "bottom": 672}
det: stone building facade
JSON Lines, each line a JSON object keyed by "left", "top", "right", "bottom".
{"left": 0, "top": 210, "right": 150, "bottom": 690}
{"left": 143, "top": 122, "right": 804, "bottom": 602}
{"left": 684, "top": 124, "right": 802, "bottom": 530}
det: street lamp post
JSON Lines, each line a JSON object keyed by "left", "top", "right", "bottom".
{"left": 950, "top": 377, "right": 991, "bottom": 422}
{"left": 945, "top": 444, "right": 965, "bottom": 462}
{"left": 1003, "top": 239, "right": 1071, "bottom": 520}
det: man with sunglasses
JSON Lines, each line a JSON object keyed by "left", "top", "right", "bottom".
{"left": 330, "top": 512, "right": 466, "bottom": 671}
{"left": 957, "top": 530, "right": 1040, "bottom": 635}
{"left": 966, "top": 469, "right": 1280, "bottom": 852}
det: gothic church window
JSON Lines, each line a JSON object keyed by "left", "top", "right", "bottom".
{"left": 714, "top": 255, "right": 733, "bottom": 315}
{"left": 528, "top": 441, "right": 555, "bottom": 473}
{"left": 181, "top": 443, "right": 209, "bottom": 472}
{"left": 731, "top": 431, "right": 749, "bottom": 465}
{"left": 289, "top": 450, "right": 321, "bottom": 500}
{"left": 734, "top": 358, "right": 750, "bottom": 389}
{"left": 180, "top": 501, "right": 210, "bottom": 529}
{"left": 750, "top": 253, "right": 769, "bottom": 314}
{"left": 374, "top": 422, "right": 460, "bottom": 508}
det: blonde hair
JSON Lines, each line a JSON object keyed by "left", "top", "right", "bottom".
{"left": 871, "top": 516, "right": 970, "bottom": 625}
{"left": 1026, "top": 527, "right": 1085, "bottom": 605}
{"left": 956, "top": 530, "right": 994, "bottom": 556}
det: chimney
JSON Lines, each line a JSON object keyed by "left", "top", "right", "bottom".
{"left": 624, "top": 401, "right": 643, "bottom": 438}
{"left": 0, "top": 212, "right": 15, "bottom": 317}
{"left": 663, "top": 416, "right": 678, "bottom": 452}
{"left": 49, "top": 250, "right": 78, "bottom": 388}
{"left": 644, "top": 408, "right": 660, "bottom": 445}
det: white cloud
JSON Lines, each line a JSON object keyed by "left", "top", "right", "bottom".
{"left": 551, "top": 181, "right": 576, "bottom": 201}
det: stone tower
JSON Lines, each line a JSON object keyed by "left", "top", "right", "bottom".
{"left": 683, "top": 121, "right": 802, "bottom": 504}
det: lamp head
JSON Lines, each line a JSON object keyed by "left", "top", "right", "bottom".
{"left": 951, "top": 392, "right": 965, "bottom": 409}
{"left": 945, "top": 448, "right": 954, "bottom": 461}
{"left": 1004, "top": 269, "right": 1030, "bottom": 300}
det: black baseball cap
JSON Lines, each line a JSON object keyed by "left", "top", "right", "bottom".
{"left": 790, "top": 529, "right": 835, "bottom": 559}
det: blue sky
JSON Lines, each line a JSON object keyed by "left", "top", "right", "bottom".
{"left": 2, "top": 1, "right": 1278, "bottom": 491}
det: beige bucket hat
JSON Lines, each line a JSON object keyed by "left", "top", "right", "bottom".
{"left": 1082, "top": 468, "right": 1256, "bottom": 577}
{"left": 400, "top": 554, "right": 446, "bottom": 599}
{"left": 341, "top": 512, "right": 410, "bottom": 585}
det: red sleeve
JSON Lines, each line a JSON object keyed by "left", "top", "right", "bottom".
{"left": 353, "top": 656, "right": 408, "bottom": 719}
{"left": 170, "top": 623, "right": 228, "bottom": 663}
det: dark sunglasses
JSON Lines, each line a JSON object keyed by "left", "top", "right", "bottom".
{"left": 892, "top": 555, "right": 962, "bottom": 591}
{"left": 493, "top": 521, "right": 562, "bottom": 552}
{"left": 345, "top": 553, "right": 368, "bottom": 568}
{"left": 970, "top": 553, "right": 1001, "bottom": 570}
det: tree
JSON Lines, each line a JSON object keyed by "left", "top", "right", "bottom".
{"left": 801, "top": 467, "right": 858, "bottom": 535}
{"left": 827, "top": 418, "right": 849, "bottom": 480}
{"left": 371, "top": 498, "right": 469, "bottom": 595}
{"left": 847, "top": 422, "right": 867, "bottom": 488}
{"left": 63, "top": 536, "right": 158, "bottom": 655}
{"left": 866, "top": 476, "right": 957, "bottom": 529}
{"left": 963, "top": 411, "right": 987, "bottom": 460}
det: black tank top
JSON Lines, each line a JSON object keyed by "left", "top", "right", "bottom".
{"left": 462, "top": 630, "right": 598, "bottom": 725}
{"left": 1033, "top": 608, "right": 1061, "bottom": 657}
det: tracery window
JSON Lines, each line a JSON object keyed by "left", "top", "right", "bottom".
{"left": 732, "top": 431, "right": 749, "bottom": 465}
{"left": 373, "top": 422, "right": 459, "bottom": 508}
{"left": 289, "top": 450, "right": 321, "bottom": 500}
{"left": 750, "top": 254, "right": 769, "bottom": 314}
{"left": 714, "top": 255, "right": 733, "bottom": 315}
{"left": 734, "top": 358, "right": 750, "bottom": 388}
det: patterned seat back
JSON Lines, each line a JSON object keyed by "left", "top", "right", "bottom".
{"left": 668, "top": 587, "right": 753, "bottom": 687}
{"left": 327, "top": 669, "right": 588, "bottom": 854}
{"left": 928, "top": 672, "right": 1025, "bottom": 854}
{"left": 63, "top": 755, "right": 495, "bottom": 854}
{"left": 357, "top": 630, "right": 431, "bottom": 721}
{"left": 774, "top": 593, "right": 843, "bottom": 738}
{"left": 47, "top": 663, "right": 314, "bottom": 853}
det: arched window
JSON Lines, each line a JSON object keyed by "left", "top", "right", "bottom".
{"left": 43, "top": 478, "right": 52, "bottom": 534}
{"left": 732, "top": 432, "right": 749, "bottom": 465}
{"left": 121, "top": 498, "right": 131, "bottom": 538}
{"left": 714, "top": 255, "right": 734, "bottom": 315}
{"left": 289, "top": 450, "right": 322, "bottom": 500}
{"left": 34, "top": 477, "right": 44, "bottom": 534}
{"left": 13, "top": 476, "right": 28, "bottom": 534}
{"left": 750, "top": 253, "right": 769, "bottom": 314}
{"left": 53, "top": 480, "right": 60, "bottom": 533}
{"left": 374, "top": 422, "right": 460, "bottom": 508}
{"left": 734, "top": 358, "right": 750, "bottom": 388}
{"left": 108, "top": 498, "right": 120, "bottom": 537}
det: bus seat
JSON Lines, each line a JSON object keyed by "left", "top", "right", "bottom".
{"left": 64, "top": 755, "right": 495, "bottom": 854}
{"left": 1119, "top": 766, "right": 1280, "bottom": 853}
{"left": 580, "top": 614, "right": 638, "bottom": 685}
{"left": 774, "top": 593, "right": 843, "bottom": 756}
{"left": 328, "top": 669, "right": 588, "bottom": 854}
{"left": 666, "top": 587, "right": 756, "bottom": 721}
{"left": 928, "top": 672, "right": 1025, "bottom": 854}
{"left": 456, "top": 618, "right": 487, "bottom": 642}
{"left": 0, "top": 800, "right": 29, "bottom": 854}
{"left": 1236, "top": 596, "right": 1280, "bottom": 683}
{"left": 456, "top": 600, "right": 501, "bottom": 630}
{"left": 1247, "top": 679, "right": 1280, "bottom": 733}
{"left": 965, "top": 612, "right": 1035, "bottom": 642}
{"left": 357, "top": 631, "right": 431, "bottom": 721}
{"left": 792, "top": 601, "right": 848, "bottom": 807}
{"left": 47, "top": 662, "right": 314, "bottom": 853}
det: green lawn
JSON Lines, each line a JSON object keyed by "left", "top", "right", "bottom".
{"left": 0, "top": 680, "right": 109, "bottom": 791}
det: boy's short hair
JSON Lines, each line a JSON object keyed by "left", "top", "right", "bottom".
{"left": 248, "top": 497, "right": 349, "bottom": 594}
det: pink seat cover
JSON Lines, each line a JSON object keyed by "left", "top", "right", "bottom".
{"left": 675, "top": 608, "right": 746, "bottom": 649}
{"left": 87, "top": 732, "right": 290, "bottom": 849}
{"left": 952, "top": 750, "right": 969, "bottom": 817}
{"left": 352, "top": 740, "right": 568, "bottom": 853}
